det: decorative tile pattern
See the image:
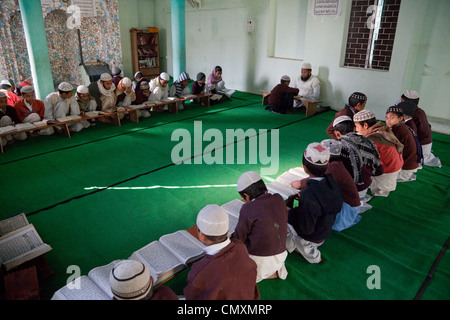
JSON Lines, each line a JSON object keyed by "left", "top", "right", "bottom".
{"left": 0, "top": 0, "right": 123, "bottom": 87}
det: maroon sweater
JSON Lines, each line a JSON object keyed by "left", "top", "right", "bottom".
{"left": 412, "top": 107, "right": 432, "bottom": 145}
{"left": 326, "top": 106, "right": 356, "bottom": 139}
{"left": 268, "top": 84, "right": 299, "bottom": 105}
{"left": 391, "top": 123, "right": 419, "bottom": 170}
{"left": 232, "top": 193, "right": 287, "bottom": 257}
{"left": 184, "top": 239, "right": 260, "bottom": 300}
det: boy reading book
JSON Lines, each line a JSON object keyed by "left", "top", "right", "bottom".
{"left": 232, "top": 171, "right": 288, "bottom": 282}
{"left": 184, "top": 204, "right": 260, "bottom": 300}
{"left": 286, "top": 143, "right": 343, "bottom": 263}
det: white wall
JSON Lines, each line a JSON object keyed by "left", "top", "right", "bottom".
{"left": 119, "top": 0, "right": 450, "bottom": 122}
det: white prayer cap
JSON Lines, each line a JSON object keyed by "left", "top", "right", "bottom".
{"left": 321, "top": 139, "right": 342, "bottom": 156}
{"left": 77, "top": 85, "right": 89, "bottom": 94}
{"left": 0, "top": 91, "right": 7, "bottom": 98}
{"left": 109, "top": 260, "right": 152, "bottom": 300}
{"left": 197, "top": 204, "right": 229, "bottom": 236}
{"left": 121, "top": 77, "right": 132, "bottom": 88}
{"left": 304, "top": 142, "right": 330, "bottom": 166}
{"left": 302, "top": 62, "right": 312, "bottom": 70}
{"left": 353, "top": 110, "right": 375, "bottom": 123}
{"left": 159, "top": 72, "right": 170, "bottom": 81}
{"left": 1, "top": 79, "right": 11, "bottom": 86}
{"left": 333, "top": 115, "right": 352, "bottom": 127}
{"left": 403, "top": 90, "right": 420, "bottom": 100}
{"left": 21, "top": 86, "right": 35, "bottom": 94}
{"left": 237, "top": 171, "right": 262, "bottom": 192}
{"left": 58, "top": 82, "right": 73, "bottom": 92}
{"left": 140, "top": 81, "right": 150, "bottom": 90}
{"left": 281, "top": 75, "right": 290, "bottom": 82}
{"left": 100, "top": 73, "right": 113, "bottom": 81}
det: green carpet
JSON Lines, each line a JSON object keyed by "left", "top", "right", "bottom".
{"left": 0, "top": 91, "right": 448, "bottom": 300}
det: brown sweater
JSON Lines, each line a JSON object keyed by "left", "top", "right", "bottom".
{"left": 391, "top": 123, "right": 419, "bottom": 170}
{"left": 184, "top": 239, "right": 260, "bottom": 300}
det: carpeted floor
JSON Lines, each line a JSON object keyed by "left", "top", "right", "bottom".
{"left": 0, "top": 91, "right": 448, "bottom": 300}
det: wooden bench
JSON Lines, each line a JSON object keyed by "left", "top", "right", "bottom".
{"left": 261, "top": 90, "right": 320, "bottom": 117}
{"left": 0, "top": 109, "right": 124, "bottom": 153}
{"left": 126, "top": 93, "right": 212, "bottom": 123}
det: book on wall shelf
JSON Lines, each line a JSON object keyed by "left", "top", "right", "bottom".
{"left": 130, "top": 28, "right": 160, "bottom": 78}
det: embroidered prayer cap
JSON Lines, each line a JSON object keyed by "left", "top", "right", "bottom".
{"left": 403, "top": 90, "right": 420, "bottom": 100}
{"left": 0, "top": 91, "right": 7, "bottom": 99}
{"left": 237, "top": 171, "right": 263, "bottom": 192}
{"left": 350, "top": 92, "right": 367, "bottom": 102}
{"left": 77, "top": 85, "right": 89, "bottom": 94}
{"left": 58, "top": 82, "right": 73, "bottom": 92}
{"left": 112, "top": 66, "right": 121, "bottom": 76}
{"left": 100, "top": 73, "right": 113, "bottom": 82}
{"left": 178, "top": 72, "right": 190, "bottom": 82}
{"left": 21, "top": 86, "right": 35, "bottom": 94}
{"left": 386, "top": 106, "right": 403, "bottom": 115}
{"left": 134, "top": 71, "right": 143, "bottom": 79}
{"left": 197, "top": 204, "right": 229, "bottom": 236}
{"left": 321, "top": 139, "right": 342, "bottom": 156}
{"left": 160, "top": 72, "right": 170, "bottom": 81}
{"left": 302, "top": 62, "right": 312, "bottom": 70}
{"left": 140, "top": 81, "right": 150, "bottom": 90}
{"left": 397, "top": 100, "right": 417, "bottom": 117}
{"left": 121, "top": 77, "right": 132, "bottom": 88}
{"left": 354, "top": 110, "right": 376, "bottom": 123}
{"left": 303, "top": 142, "right": 330, "bottom": 166}
{"left": 109, "top": 260, "right": 152, "bottom": 300}
{"left": 281, "top": 75, "right": 290, "bottom": 82}
{"left": 332, "top": 115, "right": 352, "bottom": 127}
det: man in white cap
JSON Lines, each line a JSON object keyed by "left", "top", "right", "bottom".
{"left": 148, "top": 72, "right": 170, "bottom": 112}
{"left": 131, "top": 81, "right": 151, "bottom": 118}
{"left": 183, "top": 204, "right": 260, "bottom": 300}
{"left": 0, "top": 91, "right": 24, "bottom": 146}
{"left": 291, "top": 62, "right": 321, "bottom": 108}
{"left": 44, "top": 82, "right": 83, "bottom": 133}
{"left": 266, "top": 75, "right": 300, "bottom": 114}
{"left": 398, "top": 90, "right": 441, "bottom": 168}
{"left": 88, "top": 73, "right": 117, "bottom": 115}
{"left": 232, "top": 171, "right": 288, "bottom": 282}
{"left": 14, "top": 86, "right": 54, "bottom": 135}
{"left": 286, "top": 142, "right": 343, "bottom": 263}
{"left": 109, "top": 260, "right": 178, "bottom": 300}
{"left": 0, "top": 79, "right": 20, "bottom": 106}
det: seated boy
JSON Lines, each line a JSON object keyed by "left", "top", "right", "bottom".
{"left": 148, "top": 72, "right": 170, "bottom": 112}
{"left": 169, "top": 71, "right": 190, "bottom": 110}
{"left": 332, "top": 116, "right": 383, "bottom": 212}
{"left": 190, "top": 72, "right": 207, "bottom": 104}
{"left": 109, "top": 260, "right": 178, "bottom": 300}
{"left": 353, "top": 110, "right": 404, "bottom": 197}
{"left": 14, "top": 86, "right": 54, "bottom": 136}
{"left": 399, "top": 90, "right": 441, "bottom": 167}
{"left": 132, "top": 81, "right": 152, "bottom": 118}
{"left": 232, "top": 171, "right": 288, "bottom": 282}
{"left": 326, "top": 92, "right": 367, "bottom": 139}
{"left": 385, "top": 106, "right": 419, "bottom": 182}
{"left": 266, "top": 75, "right": 299, "bottom": 114}
{"left": 75, "top": 85, "right": 97, "bottom": 128}
{"left": 184, "top": 204, "right": 260, "bottom": 300}
{"left": 286, "top": 143, "right": 343, "bottom": 263}
{"left": 44, "top": 82, "right": 83, "bottom": 133}
{"left": 0, "top": 91, "right": 26, "bottom": 146}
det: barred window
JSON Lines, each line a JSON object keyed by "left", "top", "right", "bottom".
{"left": 343, "top": 0, "right": 401, "bottom": 71}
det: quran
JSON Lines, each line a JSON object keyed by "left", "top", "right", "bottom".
{"left": 221, "top": 199, "right": 245, "bottom": 234}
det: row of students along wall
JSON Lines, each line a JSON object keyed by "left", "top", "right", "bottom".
{"left": 0, "top": 66, "right": 234, "bottom": 147}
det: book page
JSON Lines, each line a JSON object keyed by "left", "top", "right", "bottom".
{"left": 276, "top": 171, "right": 308, "bottom": 187}
{"left": 0, "top": 224, "right": 52, "bottom": 270}
{"left": 52, "top": 276, "right": 110, "bottom": 300}
{"left": 159, "top": 230, "right": 205, "bottom": 264}
{"left": 15, "top": 123, "right": 36, "bottom": 130}
{"left": 87, "top": 260, "right": 121, "bottom": 299}
{"left": 0, "top": 125, "right": 17, "bottom": 134}
{"left": 131, "top": 241, "right": 183, "bottom": 276}
{"left": 221, "top": 199, "right": 244, "bottom": 218}
{"left": 288, "top": 167, "right": 309, "bottom": 179}
{"left": 0, "top": 213, "right": 29, "bottom": 237}
{"left": 266, "top": 182, "right": 298, "bottom": 200}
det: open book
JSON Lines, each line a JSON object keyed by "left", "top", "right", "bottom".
{"left": 56, "top": 115, "right": 82, "bottom": 122}
{"left": 0, "top": 218, "right": 52, "bottom": 271}
{"left": 221, "top": 199, "right": 244, "bottom": 234}
{"left": 51, "top": 260, "right": 120, "bottom": 300}
{"left": 266, "top": 182, "right": 298, "bottom": 200}
{"left": 275, "top": 167, "right": 309, "bottom": 187}
{"left": 130, "top": 230, "right": 206, "bottom": 285}
{"left": 0, "top": 125, "right": 17, "bottom": 135}
{"left": 181, "top": 94, "right": 197, "bottom": 100}
{"left": 15, "top": 122, "right": 36, "bottom": 131}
